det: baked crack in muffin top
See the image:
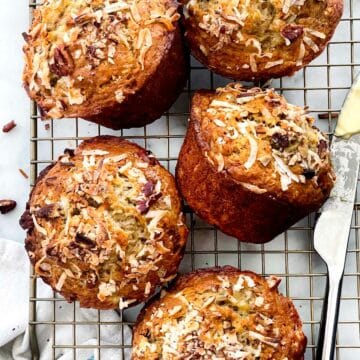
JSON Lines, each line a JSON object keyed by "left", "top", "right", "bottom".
{"left": 197, "top": 83, "right": 334, "bottom": 200}
{"left": 182, "top": 0, "right": 343, "bottom": 80}
{"left": 132, "top": 267, "right": 306, "bottom": 359}
{"left": 21, "top": 136, "right": 188, "bottom": 309}
{"left": 23, "top": 0, "right": 181, "bottom": 119}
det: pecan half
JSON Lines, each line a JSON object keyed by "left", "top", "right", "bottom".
{"left": 2, "top": 120, "right": 17, "bottom": 133}
{"left": 75, "top": 233, "right": 94, "bottom": 247}
{"left": 49, "top": 45, "right": 75, "bottom": 77}
{"left": 281, "top": 24, "right": 303, "bottom": 42}
{"left": 0, "top": 199, "right": 16, "bottom": 214}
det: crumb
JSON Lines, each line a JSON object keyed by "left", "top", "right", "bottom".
{"left": 19, "top": 168, "right": 29, "bottom": 179}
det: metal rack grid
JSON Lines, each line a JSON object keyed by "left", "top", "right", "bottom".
{"left": 27, "top": 0, "right": 360, "bottom": 359}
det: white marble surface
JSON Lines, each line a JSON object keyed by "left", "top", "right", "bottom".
{"left": 0, "top": 0, "right": 29, "bottom": 242}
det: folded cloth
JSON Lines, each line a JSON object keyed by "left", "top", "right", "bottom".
{"left": 0, "top": 238, "right": 132, "bottom": 360}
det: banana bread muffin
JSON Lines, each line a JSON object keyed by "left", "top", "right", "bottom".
{"left": 176, "top": 83, "right": 335, "bottom": 243}
{"left": 181, "top": 0, "right": 343, "bottom": 80}
{"left": 23, "top": 0, "right": 188, "bottom": 129}
{"left": 133, "top": 266, "right": 307, "bottom": 359}
{"left": 20, "top": 136, "right": 188, "bottom": 309}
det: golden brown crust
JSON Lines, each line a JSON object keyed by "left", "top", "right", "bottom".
{"left": 23, "top": 0, "right": 189, "bottom": 129}
{"left": 132, "top": 266, "right": 307, "bottom": 359}
{"left": 176, "top": 84, "right": 334, "bottom": 243}
{"left": 181, "top": 0, "right": 343, "bottom": 81}
{"left": 21, "top": 135, "right": 188, "bottom": 309}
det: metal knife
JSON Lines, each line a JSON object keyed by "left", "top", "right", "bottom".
{"left": 314, "top": 82, "right": 360, "bottom": 359}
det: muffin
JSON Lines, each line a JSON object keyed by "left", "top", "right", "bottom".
{"left": 133, "top": 266, "right": 307, "bottom": 359}
{"left": 20, "top": 136, "right": 188, "bottom": 309}
{"left": 23, "top": 0, "right": 188, "bottom": 129}
{"left": 176, "top": 83, "right": 335, "bottom": 244}
{"left": 181, "top": 0, "right": 343, "bottom": 80}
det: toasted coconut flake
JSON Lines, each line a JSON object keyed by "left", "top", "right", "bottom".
{"left": 305, "top": 28, "right": 326, "bottom": 39}
{"left": 115, "top": 90, "right": 125, "bottom": 103}
{"left": 202, "top": 296, "right": 215, "bottom": 308}
{"left": 119, "top": 297, "right": 136, "bottom": 310}
{"left": 249, "top": 54, "right": 257, "bottom": 73}
{"left": 233, "top": 275, "right": 244, "bottom": 291}
{"left": 136, "top": 28, "right": 153, "bottom": 70}
{"left": 98, "top": 280, "right": 117, "bottom": 301}
{"left": 55, "top": 272, "right": 67, "bottom": 291}
{"left": 265, "top": 59, "right": 284, "bottom": 69}
{"left": 169, "top": 305, "right": 183, "bottom": 316}
{"left": 273, "top": 153, "right": 299, "bottom": 191}
{"left": 303, "top": 36, "right": 319, "bottom": 53}
{"left": 82, "top": 150, "right": 109, "bottom": 156}
{"left": 31, "top": 214, "right": 48, "bottom": 236}
{"left": 144, "top": 282, "right": 151, "bottom": 295}
{"left": 296, "top": 42, "right": 306, "bottom": 66}
{"left": 254, "top": 296, "right": 264, "bottom": 307}
{"left": 238, "top": 123, "right": 258, "bottom": 169}
{"left": 214, "top": 119, "right": 226, "bottom": 127}
{"left": 249, "top": 331, "right": 279, "bottom": 348}
{"left": 239, "top": 182, "right": 267, "bottom": 194}
{"left": 214, "top": 153, "right": 225, "bottom": 172}
{"left": 104, "top": 154, "right": 127, "bottom": 163}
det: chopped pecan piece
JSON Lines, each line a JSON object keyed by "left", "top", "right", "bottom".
{"left": 281, "top": 24, "right": 303, "bottom": 42}
{"left": 64, "top": 148, "right": 75, "bottom": 157}
{"left": 271, "top": 133, "right": 289, "bottom": 151}
{"left": 36, "top": 204, "right": 60, "bottom": 219}
{"left": 20, "top": 209, "right": 34, "bottom": 230}
{"left": 318, "top": 139, "right": 328, "bottom": 155}
{"left": 49, "top": 45, "right": 75, "bottom": 77}
{"left": 0, "top": 199, "right": 16, "bottom": 214}
{"left": 303, "top": 169, "right": 316, "bottom": 179}
{"left": 2, "top": 120, "right": 17, "bottom": 133}
{"left": 143, "top": 181, "right": 155, "bottom": 197}
{"left": 22, "top": 32, "right": 31, "bottom": 43}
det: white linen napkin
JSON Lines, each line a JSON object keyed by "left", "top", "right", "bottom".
{"left": 0, "top": 238, "right": 132, "bottom": 360}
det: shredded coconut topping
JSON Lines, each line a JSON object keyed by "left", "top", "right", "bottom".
{"left": 200, "top": 83, "right": 333, "bottom": 193}
{"left": 27, "top": 142, "right": 187, "bottom": 308}
{"left": 133, "top": 271, "right": 305, "bottom": 359}
{"left": 23, "top": 0, "right": 180, "bottom": 118}
{"left": 185, "top": 0, "right": 329, "bottom": 73}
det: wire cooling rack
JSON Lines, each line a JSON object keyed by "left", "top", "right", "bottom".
{"left": 27, "top": 0, "right": 360, "bottom": 359}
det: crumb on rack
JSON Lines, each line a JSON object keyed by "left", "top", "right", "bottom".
{"left": 19, "top": 168, "right": 29, "bottom": 179}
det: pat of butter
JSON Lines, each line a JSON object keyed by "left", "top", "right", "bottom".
{"left": 335, "top": 76, "right": 360, "bottom": 139}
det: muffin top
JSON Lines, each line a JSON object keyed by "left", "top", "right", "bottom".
{"left": 192, "top": 83, "right": 335, "bottom": 205}
{"left": 23, "top": 0, "right": 181, "bottom": 118}
{"left": 182, "top": 0, "right": 343, "bottom": 80}
{"left": 21, "top": 136, "right": 188, "bottom": 309}
{"left": 133, "top": 266, "right": 306, "bottom": 359}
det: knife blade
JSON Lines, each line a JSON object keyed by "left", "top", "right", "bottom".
{"left": 314, "top": 81, "right": 360, "bottom": 359}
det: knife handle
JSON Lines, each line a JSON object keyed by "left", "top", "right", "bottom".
{"left": 316, "top": 268, "right": 343, "bottom": 360}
